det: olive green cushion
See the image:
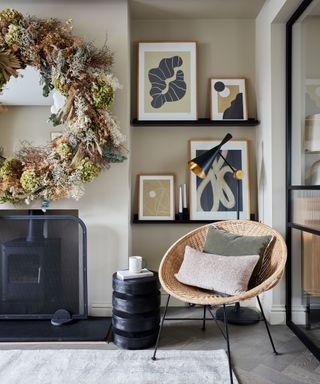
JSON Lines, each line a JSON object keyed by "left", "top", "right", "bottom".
{"left": 203, "top": 227, "right": 273, "bottom": 287}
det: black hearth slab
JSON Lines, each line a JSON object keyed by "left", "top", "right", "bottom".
{"left": 0, "top": 317, "right": 111, "bottom": 342}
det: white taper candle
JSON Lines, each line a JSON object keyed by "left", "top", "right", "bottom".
{"left": 183, "top": 183, "right": 187, "bottom": 209}
{"left": 179, "top": 186, "right": 183, "bottom": 213}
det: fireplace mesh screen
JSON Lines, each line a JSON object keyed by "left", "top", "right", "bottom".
{"left": 0, "top": 210, "right": 87, "bottom": 319}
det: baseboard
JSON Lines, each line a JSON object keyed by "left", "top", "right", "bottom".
{"left": 90, "top": 303, "right": 112, "bottom": 317}
{"left": 291, "top": 305, "right": 306, "bottom": 325}
{"left": 90, "top": 297, "right": 263, "bottom": 317}
{"left": 265, "top": 304, "right": 286, "bottom": 325}
{"left": 264, "top": 304, "right": 309, "bottom": 325}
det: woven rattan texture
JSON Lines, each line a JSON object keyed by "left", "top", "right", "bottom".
{"left": 159, "top": 220, "right": 287, "bottom": 305}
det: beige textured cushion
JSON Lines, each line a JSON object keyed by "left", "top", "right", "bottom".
{"left": 175, "top": 246, "right": 260, "bottom": 296}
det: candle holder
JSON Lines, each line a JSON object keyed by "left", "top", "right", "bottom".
{"left": 177, "top": 212, "right": 184, "bottom": 221}
{"left": 182, "top": 208, "right": 189, "bottom": 220}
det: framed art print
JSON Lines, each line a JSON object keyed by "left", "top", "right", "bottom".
{"left": 138, "top": 42, "right": 197, "bottom": 121}
{"left": 189, "top": 140, "right": 250, "bottom": 220}
{"left": 210, "top": 78, "right": 248, "bottom": 120}
{"left": 138, "top": 174, "right": 175, "bottom": 220}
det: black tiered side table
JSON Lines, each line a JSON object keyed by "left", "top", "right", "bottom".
{"left": 112, "top": 272, "right": 160, "bottom": 350}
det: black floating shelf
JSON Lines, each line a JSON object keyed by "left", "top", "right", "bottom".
{"left": 131, "top": 118, "right": 259, "bottom": 127}
{"left": 132, "top": 219, "right": 218, "bottom": 224}
{"left": 132, "top": 213, "right": 256, "bottom": 224}
{"left": 132, "top": 214, "right": 217, "bottom": 224}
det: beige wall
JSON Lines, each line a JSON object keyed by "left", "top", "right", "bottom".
{"left": 131, "top": 18, "right": 258, "bottom": 276}
{"left": 0, "top": 0, "right": 131, "bottom": 316}
{"left": 131, "top": 19, "right": 256, "bottom": 119}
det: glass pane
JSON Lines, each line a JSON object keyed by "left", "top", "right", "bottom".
{"left": 291, "top": 228, "right": 320, "bottom": 346}
{"left": 291, "top": 189, "right": 320, "bottom": 229}
{"left": 291, "top": 0, "right": 320, "bottom": 185}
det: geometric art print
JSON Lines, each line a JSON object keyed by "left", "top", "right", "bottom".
{"left": 210, "top": 78, "right": 248, "bottom": 120}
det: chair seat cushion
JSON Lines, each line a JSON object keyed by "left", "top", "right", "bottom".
{"left": 175, "top": 246, "right": 259, "bottom": 296}
{"left": 203, "top": 227, "right": 273, "bottom": 287}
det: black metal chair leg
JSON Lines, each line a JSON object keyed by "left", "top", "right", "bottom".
{"left": 223, "top": 304, "right": 233, "bottom": 384}
{"left": 202, "top": 305, "right": 206, "bottom": 331}
{"left": 106, "top": 323, "right": 113, "bottom": 343}
{"left": 256, "top": 296, "right": 280, "bottom": 355}
{"left": 152, "top": 295, "right": 171, "bottom": 361}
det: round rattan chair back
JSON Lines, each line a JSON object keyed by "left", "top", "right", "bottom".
{"left": 159, "top": 220, "right": 287, "bottom": 306}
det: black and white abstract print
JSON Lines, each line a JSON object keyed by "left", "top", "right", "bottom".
{"left": 196, "top": 149, "right": 243, "bottom": 213}
{"left": 148, "top": 56, "right": 187, "bottom": 109}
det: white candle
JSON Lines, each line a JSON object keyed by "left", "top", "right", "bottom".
{"left": 183, "top": 183, "right": 187, "bottom": 209}
{"left": 179, "top": 186, "right": 183, "bottom": 213}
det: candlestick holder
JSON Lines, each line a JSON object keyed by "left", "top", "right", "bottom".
{"left": 182, "top": 208, "right": 189, "bottom": 220}
{"left": 176, "top": 212, "right": 184, "bottom": 221}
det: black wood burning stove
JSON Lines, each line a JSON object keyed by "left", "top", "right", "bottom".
{"left": 1, "top": 211, "right": 61, "bottom": 304}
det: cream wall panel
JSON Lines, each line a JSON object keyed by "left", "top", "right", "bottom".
{"left": 255, "top": 0, "right": 301, "bottom": 324}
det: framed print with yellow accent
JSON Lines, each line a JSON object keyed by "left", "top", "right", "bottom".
{"left": 189, "top": 140, "right": 250, "bottom": 220}
{"left": 138, "top": 42, "right": 197, "bottom": 121}
{"left": 210, "top": 78, "right": 248, "bottom": 120}
{"left": 138, "top": 174, "right": 175, "bottom": 220}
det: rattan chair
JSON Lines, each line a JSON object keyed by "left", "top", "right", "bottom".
{"left": 151, "top": 220, "right": 287, "bottom": 384}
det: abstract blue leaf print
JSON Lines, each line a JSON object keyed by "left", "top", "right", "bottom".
{"left": 148, "top": 56, "right": 187, "bottom": 109}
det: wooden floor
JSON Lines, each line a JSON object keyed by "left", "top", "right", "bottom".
{"left": 155, "top": 307, "right": 320, "bottom": 384}
{"left": 0, "top": 307, "right": 319, "bottom": 384}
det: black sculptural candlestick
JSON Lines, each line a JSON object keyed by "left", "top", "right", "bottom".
{"left": 182, "top": 207, "right": 189, "bottom": 221}
{"left": 182, "top": 183, "right": 189, "bottom": 220}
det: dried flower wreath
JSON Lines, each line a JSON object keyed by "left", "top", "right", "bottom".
{"left": 0, "top": 8, "right": 126, "bottom": 208}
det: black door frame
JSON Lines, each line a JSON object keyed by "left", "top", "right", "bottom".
{"left": 286, "top": 0, "right": 320, "bottom": 360}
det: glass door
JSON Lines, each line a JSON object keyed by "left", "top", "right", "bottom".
{"left": 287, "top": 0, "right": 320, "bottom": 360}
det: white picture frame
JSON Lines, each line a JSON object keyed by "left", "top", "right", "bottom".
{"left": 138, "top": 42, "right": 197, "bottom": 121}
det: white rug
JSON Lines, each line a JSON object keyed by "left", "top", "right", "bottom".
{"left": 0, "top": 349, "right": 238, "bottom": 384}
